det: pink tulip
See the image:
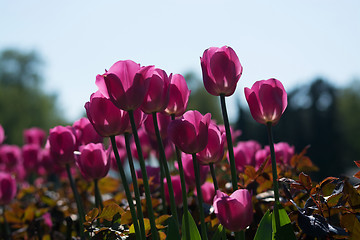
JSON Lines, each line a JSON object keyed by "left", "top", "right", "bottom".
{"left": 239, "top": 140, "right": 262, "bottom": 163}
{"left": 76, "top": 143, "right": 111, "bottom": 180}
{"left": 141, "top": 68, "right": 170, "bottom": 114}
{"left": 23, "top": 127, "right": 46, "bottom": 146}
{"left": 168, "top": 110, "right": 211, "bottom": 154}
{"left": 136, "top": 166, "right": 161, "bottom": 186}
{"left": 213, "top": 189, "right": 253, "bottom": 232}
{"left": 0, "top": 145, "right": 22, "bottom": 171}
{"left": 218, "top": 124, "right": 242, "bottom": 146}
{"left": 73, "top": 117, "right": 103, "bottom": 145}
{"left": 181, "top": 153, "right": 209, "bottom": 188}
{"left": 38, "top": 147, "right": 54, "bottom": 175}
{"left": 131, "top": 128, "right": 152, "bottom": 160}
{"left": 144, "top": 112, "right": 171, "bottom": 140}
{"left": 0, "top": 172, "right": 17, "bottom": 205}
{"left": 255, "top": 148, "right": 270, "bottom": 170}
{"left": 194, "top": 182, "right": 215, "bottom": 205}
{"left": 164, "top": 175, "right": 185, "bottom": 206}
{"left": 22, "top": 144, "right": 41, "bottom": 173}
{"left": 197, "top": 122, "right": 225, "bottom": 165}
{"left": 164, "top": 74, "right": 191, "bottom": 117}
{"left": 244, "top": 78, "right": 287, "bottom": 125}
{"left": 0, "top": 125, "right": 5, "bottom": 145}
{"left": 233, "top": 143, "right": 252, "bottom": 172}
{"left": 96, "top": 60, "right": 154, "bottom": 111}
{"left": 201, "top": 46, "right": 243, "bottom": 96}
{"left": 48, "top": 126, "right": 77, "bottom": 165}
{"left": 274, "top": 142, "right": 295, "bottom": 165}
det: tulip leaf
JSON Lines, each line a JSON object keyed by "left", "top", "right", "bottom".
{"left": 253, "top": 210, "right": 272, "bottom": 240}
{"left": 272, "top": 203, "right": 296, "bottom": 240}
{"left": 181, "top": 211, "right": 201, "bottom": 240}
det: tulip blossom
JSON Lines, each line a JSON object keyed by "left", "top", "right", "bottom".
{"left": 164, "top": 175, "right": 185, "bottom": 206}
{"left": 164, "top": 74, "right": 191, "bottom": 117}
{"left": 144, "top": 112, "right": 171, "bottom": 140}
{"left": 233, "top": 143, "right": 253, "bottom": 172}
{"left": 0, "top": 144, "right": 22, "bottom": 171}
{"left": 181, "top": 153, "right": 209, "bottom": 188}
{"left": 194, "top": 182, "right": 215, "bottom": 205}
{"left": 0, "top": 172, "right": 17, "bottom": 205}
{"left": 201, "top": 46, "right": 243, "bottom": 96}
{"left": 244, "top": 78, "right": 288, "bottom": 125}
{"left": 76, "top": 143, "right": 111, "bottom": 180}
{"left": 274, "top": 142, "right": 295, "bottom": 165}
{"left": 0, "top": 125, "right": 4, "bottom": 145}
{"left": 196, "top": 122, "right": 225, "bottom": 165}
{"left": 141, "top": 68, "right": 170, "bottom": 114}
{"left": 48, "top": 126, "right": 77, "bottom": 165}
{"left": 168, "top": 110, "right": 211, "bottom": 154}
{"left": 255, "top": 148, "right": 271, "bottom": 170}
{"left": 22, "top": 144, "right": 41, "bottom": 173}
{"left": 96, "top": 60, "right": 154, "bottom": 111}
{"left": 23, "top": 127, "right": 46, "bottom": 146}
{"left": 73, "top": 117, "right": 103, "bottom": 145}
{"left": 130, "top": 128, "right": 152, "bottom": 160}
{"left": 213, "top": 189, "right": 253, "bottom": 232}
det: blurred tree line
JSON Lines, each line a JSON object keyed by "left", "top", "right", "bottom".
{"left": 0, "top": 49, "right": 66, "bottom": 145}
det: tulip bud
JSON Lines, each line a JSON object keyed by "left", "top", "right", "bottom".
{"left": 213, "top": 189, "right": 253, "bottom": 232}
{"left": 0, "top": 172, "right": 17, "bottom": 205}
{"left": 164, "top": 74, "right": 191, "bottom": 117}
{"left": 48, "top": 126, "right": 77, "bottom": 165}
{"left": 23, "top": 127, "right": 46, "bottom": 146}
{"left": 164, "top": 175, "right": 185, "bottom": 206}
{"left": 0, "top": 125, "right": 5, "bottom": 145}
{"left": 201, "top": 46, "right": 243, "bottom": 96}
{"left": 73, "top": 117, "right": 103, "bottom": 145}
{"left": 244, "top": 78, "right": 287, "bottom": 125}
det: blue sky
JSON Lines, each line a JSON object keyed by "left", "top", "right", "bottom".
{"left": 1, "top": 1, "right": 359, "bottom": 122}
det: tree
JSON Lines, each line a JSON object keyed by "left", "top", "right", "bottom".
{"left": 0, "top": 49, "right": 66, "bottom": 145}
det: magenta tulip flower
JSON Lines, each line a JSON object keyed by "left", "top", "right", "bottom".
{"left": 164, "top": 175, "right": 185, "bottom": 206}
{"left": 22, "top": 144, "right": 41, "bottom": 173}
{"left": 144, "top": 112, "right": 171, "bottom": 140}
{"left": 194, "top": 182, "right": 215, "bottom": 205}
{"left": 0, "top": 145, "right": 22, "bottom": 171}
{"left": 213, "top": 189, "right": 253, "bottom": 232}
{"left": 168, "top": 110, "right": 211, "bottom": 154}
{"left": 96, "top": 60, "right": 154, "bottom": 111}
{"left": 164, "top": 74, "right": 191, "bottom": 117}
{"left": 274, "top": 142, "right": 295, "bottom": 165}
{"left": 76, "top": 143, "right": 111, "bottom": 180}
{"left": 23, "top": 127, "right": 46, "bottom": 146}
{"left": 141, "top": 68, "right": 170, "bottom": 114}
{"left": 73, "top": 117, "right": 103, "bottom": 145}
{"left": 244, "top": 78, "right": 288, "bottom": 125}
{"left": 181, "top": 153, "right": 209, "bottom": 188}
{"left": 48, "top": 126, "right": 77, "bottom": 165}
{"left": 136, "top": 166, "right": 161, "bottom": 187}
{"left": 0, "top": 172, "right": 17, "bottom": 205}
{"left": 0, "top": 125, "right": 4, "bottom": 145}
{"left": 255, "top": 148, "right": 271, "bottom": 170}
{"left": 130, "top": 128, "right": 152, "bottom": 160}
{"left": 201, "top": 46, "right": 243, "bottom": 96}
{"left": 233, "top": 143, "right": 252, "bottom": 172}
{"left": 196, "top": 122, "right": 225, "bottom": 165}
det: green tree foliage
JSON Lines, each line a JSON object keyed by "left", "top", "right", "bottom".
{"left": 184, "top": 72, "right": 222, "bottom": 123}
{"left": 0, "top": 49, "right": 66, "bottom": 145}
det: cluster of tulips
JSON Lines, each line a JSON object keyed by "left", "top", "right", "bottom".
{"left": 0, "top": 46, "right": 293, "bottom": 239}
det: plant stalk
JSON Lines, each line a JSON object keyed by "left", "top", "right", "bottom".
{"left": 209, "top": 163, "right": 219, "bottom": 191}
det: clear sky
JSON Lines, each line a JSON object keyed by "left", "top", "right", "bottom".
{"left": 1, "top": 1, "right": 359, "bottom": 122}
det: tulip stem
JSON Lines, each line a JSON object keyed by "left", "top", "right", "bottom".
{"left": 94, "top": 179, "right": 103, "bottom": 210}
{"left": 128, "top": 110, "right": 159, "bottom": 240}
{"left": 266, "top": 122, "right": 281, "bottom": 231}
{"left": 192, "top": 153, "right": 208, "bottom": 240}
{"left": 171, "top": 114, "right": 191, "bottom": 240}
{"left": 152, "top": 112, "right": 180, "bottom": 233}
{"left": 110, "top": 136, "right": 142, "bottom": 240}
{"left": 235, "top": 230, "right": 245, "bottom": 240}
{"left": 209, "top": 163, "right": 219, "bottom": 191}
{"left": 159, "top": 155, "right": 167, "bottom": 214}
{"left": 124, "top": 132, "right": 147, "bottom": 239}
{"left": 220, "top": 94, "right": 238, "bottom": 191}
{"left": 65, "top": 163, "right": 85, "bottom": 240}
{"left": 2, "top": 205, "right": 10, "bottom": 240}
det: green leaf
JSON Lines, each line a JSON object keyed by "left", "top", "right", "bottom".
{"left": 181, "top": 211, "right": 201, "bottom": 240}
{"left": 272, "top": 203, "right": 296, "bottom": 240}
{"left": 253, "top": 210, "right": 272, "bottom": 240}
{"left": 166, "top": 216, "right": 179, "bottom": 240}
{"left": 211, "top": 224, "right": 224, "bottom": 240}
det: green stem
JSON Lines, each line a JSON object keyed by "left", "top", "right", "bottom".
{"left": 2, "top": 205, "right": 10, "bottom": 240}
{"left": 124, "top": 132, "right": 147, "bottom": 239}
{"left": 266, "top": 122, "right": 281, "bottom": 231}
{"left": 94, "top": 179, "right": 103, "bottom": 210}
{"left": 171, "top": 114, "right": 191, "bottom": 240}
{"left": 159, "top": 154, "right": 167, "bottom": 214}
{"left": 110, "top": 136, "right": 142, "bottom": 240}
{"left": 236, "top": 230, "right": 245, "bottom": 240}
{"left": 128, "top": 110, "right": 159, "bottom": 240}
{"left": 65, "top": 163, "right": 85, "bottom": 240}
{"left": 209, "top": 163, "right": 219, "bottom": 191}
{"left": 220, "top": 94, "right": 238, "bottom": 191}
{"left": 192, "top": 153, "right": 208, "bottom": 240}
{"left": 152, "top": 112, "right": 180, "bottom": 233}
